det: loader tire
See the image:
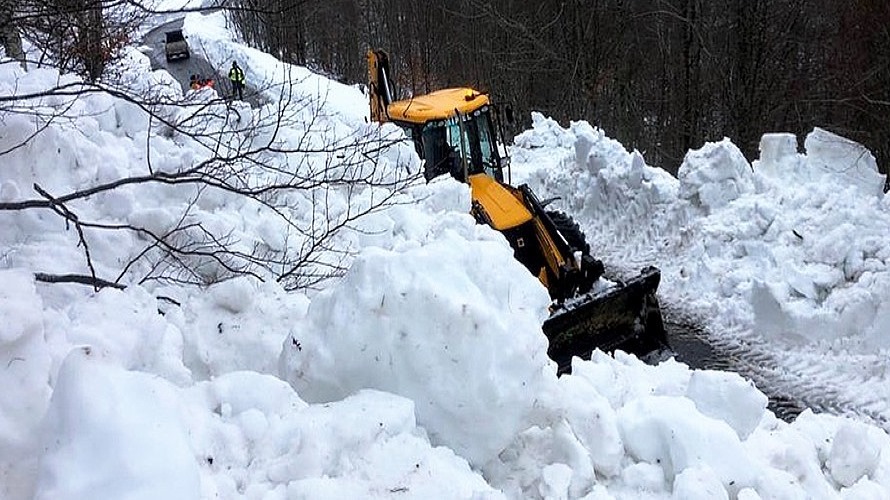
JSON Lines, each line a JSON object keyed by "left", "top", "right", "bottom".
{"left": 547, "top": 210, "right": 602, "bottom": 295}
{"left": 546, "top": 210, "right": 590, "bottom": 255}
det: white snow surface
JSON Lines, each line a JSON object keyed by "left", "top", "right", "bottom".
{"left": 512, "top": 114, "right": 890, "bottom": 423}
{"left": 2, "top": 10, "right": 890, "bottom": 500}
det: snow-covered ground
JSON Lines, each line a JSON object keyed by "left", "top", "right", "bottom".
{"left": 510, "top": 115, "right": 890, "bottom": 428}
{"left": 2, "top": 9, "right": 890, "bottom": 500}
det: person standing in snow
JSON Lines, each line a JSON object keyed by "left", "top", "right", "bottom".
{"left": 228, "top": 61, "right": 245, "bottom": 100}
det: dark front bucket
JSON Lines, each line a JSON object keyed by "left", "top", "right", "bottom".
{"left": 543, "top": 266, "right": 667, "bottom": 374}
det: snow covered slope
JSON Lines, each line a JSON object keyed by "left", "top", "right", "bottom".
{"left": 2, "top": 10, "right": 890, "bottom": 500}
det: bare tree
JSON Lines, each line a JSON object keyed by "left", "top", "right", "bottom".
{"left": 245, "top": 0, "right": 890, "bottom": 175}
{"left": 231, "top": 0, "right": 312, "bottom": 65}
{"left": 0, "top": 0, "right": 27, "bottom": 68}
{"left": 0, "top": 54, "right": 419, "bottom": 291}
{"left": 12, "top": 0, "right": 146, "bottom": 82}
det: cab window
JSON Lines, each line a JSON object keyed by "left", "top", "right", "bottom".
{"left": 419, "top": 106, "right": 502, "bottom": 182}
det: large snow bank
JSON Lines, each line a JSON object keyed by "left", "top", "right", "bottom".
{"left": 510, "top": 112, "right": 890, "bottom": 432}
{"left": 281, "top": 179, "right": 555, "bottom": 465}
{"left": 510, "top": 113, "right": 890, "bottom": 352}
{"left": 35, "top": 349, "right": 502, "bottom": 499}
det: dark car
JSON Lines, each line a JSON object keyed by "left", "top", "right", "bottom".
{"left": 164, "top": 30, "right": 190, "bottom": 62}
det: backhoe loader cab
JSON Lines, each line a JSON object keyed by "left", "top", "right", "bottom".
{"left": 376, "top": 88, "right": 508, "bottom": 182}
{"left": 417, "top": 107, "right": 506, "bottom": 182}
{"left": 367, "top": 49, "right": 667, "bottom": 373}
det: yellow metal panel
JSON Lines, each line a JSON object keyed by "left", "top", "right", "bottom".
{"left": 468, "top": 174, "right": 532, "bottom": 230}
{"left": 387, "top": 88, "right": 490, "bottom": 124}
{"left": 533, "top": 217, "right": 568, "bottom": 273}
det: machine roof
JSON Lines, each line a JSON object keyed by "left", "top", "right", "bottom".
{"left": 386, "top": 88, "right": 490, "bottom": 124}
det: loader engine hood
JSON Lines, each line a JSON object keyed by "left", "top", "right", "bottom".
{"left": 468, "top": 174, "right": 532, "bottom": 230}
{"left": 387, "top": 88, "right": 489, "bottom": 123}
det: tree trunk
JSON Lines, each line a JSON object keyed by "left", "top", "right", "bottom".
{"left": 0, "top": 0, "right": 26, "bottom": 68}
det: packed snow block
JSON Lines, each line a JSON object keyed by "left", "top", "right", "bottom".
{"left": 0, "top": 269, "right": 53, "bottom": 500}
{"left": 184, "top": 375, "right": 502, "bottom": 499}
{"left": 569, "top": 120, "right": 617, "bottom": 177}
{"left": 672, "top": 465, "right": 729, "bottom": 500}
{"left": 413, "top": 176, "right": 472, "bottom": 214}
{"left": 750, "top": 280, "right": 820, "bottom": 344}
{"left": 804, "top": 127, "right": 885, "bottom": 198}
{"left": 841, "top": 479, "right": 890, "bottom": 500}
{"left": 176, "top": 280, "right": 306, "bottom": 380}
{"left": 539, "top": 463, "right": 573, "bottom": 499}
{"left": 685, "top": 370, "right": 768, "bottom": 440}
{"left": 617, "top": 396, "right": 758, "bottom": 493}
{"left": 0, "top": 112, "right": 39, "bottom": 158}
{"left": 752, "top": 265, "right": 887, "bottom": 347}
{"left": 0, "top": 269, "right": 42, "bottom": 344}
{"left": 573, "top": 123, "right": 597, "bottom": 170}
{"left": 678, "top": 139, "right": 755, "bottom": 214}
{"left": 783, "top": 265, "right": 822, "bottom": 300}
{"left": 281, "top": 231, "right": 555, "bottom": 466}
{"left": 750, "top": 280, "right": 840, "bottom": 345}
{"left": 556, "top": 374, "right": 624, "bottom": 477}
{"left": 62, "top": 286, "right": 192, "bottom": 383}
{"left": 755, "top": 133, "right": 799, "bottom": 179}
{"left": 486, "top": 419, "right": 596, "bottom": 498}
{"left": 513, "top": 112, "right": 577, "bottom": 150}
{"left": 620, "top": 462, "right": 669, "bottom": 493}
{"left": 827, "top": 422, "right": 882, "bottom": 488}
{"left": 36, "top": 349, "right": 200, "bottom": 500}
{"left": 278, "top": 391, "right": 503, "bottom": 499}
{"left": 746, "top": 412, "right": 846, "bottom": 497}
{"left": 209, "top": 276, "right": 256, "bottom": 314}
{"left": 791, "top": 411, "right": 890, "bottom": 497}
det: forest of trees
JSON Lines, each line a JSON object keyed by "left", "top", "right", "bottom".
{"left": 232, "top": 0, "right": 890, "bottom": 175}
{"left": 1, "top": 1, "right": 886, "bottom": 175}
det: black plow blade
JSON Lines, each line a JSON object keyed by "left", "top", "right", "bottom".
{"left": 543, "top": 266, "right": 667, "bottom": 375}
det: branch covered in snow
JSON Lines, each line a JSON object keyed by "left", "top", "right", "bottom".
{"left": 0, "top": 60, "right": 421, "bottom": 290}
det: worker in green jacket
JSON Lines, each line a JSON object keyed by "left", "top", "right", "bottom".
{"left": 228, "top": 61, "right": 245, "bottom": 100}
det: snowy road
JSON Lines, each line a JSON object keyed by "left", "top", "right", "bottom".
{"left": 142, "top": 18, "right": 262, "bottom": 107}
{"left": 143, "top": 19, "right": 216, "bottom": 91}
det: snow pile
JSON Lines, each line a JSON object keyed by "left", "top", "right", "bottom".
{"left": 757, "top": 128, "right": 886, "bottom": 198}
{"left": 678, "top": 138, "right": 755, "bottom": 214}
{"left": 281, "top": 193, "right": 555, "bottom": 465}
{"left": 4, "top": 9, "right": 890, "bottom": 500}
{"left": 510, "top": 113, "right": 890, "bottom": 427}
{"left": 35, "top": 350, "right": 502, "bottom": 500}
{"left": 512, "top": 114, "right": 679, "bottom": 267}
{"left": 746, "top": 131, "right": 890, "bottom": 351}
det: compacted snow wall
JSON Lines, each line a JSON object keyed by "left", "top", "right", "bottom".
{"left": 510, "top": 115, "right": 890, "bottom": 352}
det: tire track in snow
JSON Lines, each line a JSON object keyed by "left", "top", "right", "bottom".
{"left": 582, "top": 217, "right": 890, "bottom": 430}
{"left": 661, "top": 304, "right": 890, "bottom": 429}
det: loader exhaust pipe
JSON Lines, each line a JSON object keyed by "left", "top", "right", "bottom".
{"left": 368, "top": 49, "right": 395, "bottom": 122}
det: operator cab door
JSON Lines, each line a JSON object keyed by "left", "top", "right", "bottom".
{"left": 410, "top": 106, "right": 505, "bottom": 183}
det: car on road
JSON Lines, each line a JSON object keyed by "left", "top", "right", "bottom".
{"left": 164, "top": 30, "right": 190, "bottom": 62}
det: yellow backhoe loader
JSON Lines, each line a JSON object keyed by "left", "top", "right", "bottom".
{"left": 368, "top": 49, "right": 667, "bottom": 373}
